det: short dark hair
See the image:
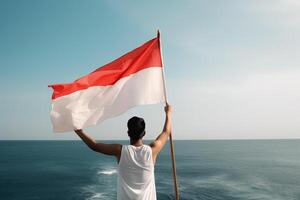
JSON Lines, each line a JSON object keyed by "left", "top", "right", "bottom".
{"left": 127, "top": 116, "right": 145, "bottom": 140}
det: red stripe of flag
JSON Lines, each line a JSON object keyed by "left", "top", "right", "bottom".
{"left": 49, "top": 37, "right": 162, "bottom": 100}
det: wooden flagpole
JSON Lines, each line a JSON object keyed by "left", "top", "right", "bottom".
{"left": 158, "top": 30, "right": 180, "bottom": 200}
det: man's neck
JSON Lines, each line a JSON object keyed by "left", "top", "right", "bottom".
{"left": 130, "top": 139, "right": 143, "bottom": 147}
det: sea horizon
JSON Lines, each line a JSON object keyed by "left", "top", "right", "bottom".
{"left": 1, "top": 138, "right": 300, "bottom": 141}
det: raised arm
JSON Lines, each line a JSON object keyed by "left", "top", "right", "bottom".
{"left": 150, "top": 104, "right": 172, "bottom": 163}
{"left": 74, "top": 129, "right": 122, "bottom": 162}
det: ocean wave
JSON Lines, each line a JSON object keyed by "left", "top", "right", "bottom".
{"left": 82, "top": 185, "right": 108, "bottom": 200}
{"left": 97, "top": 169, "right": 117, "bottom": 175}
{"left": 187, "top": 174, "right": 281, "bottom": 200}
{"left": 86, "top": 192, "right": 106, "bottom": 200}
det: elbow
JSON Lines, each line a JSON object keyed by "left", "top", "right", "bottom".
{"left": 89, "top": 144, "right": 98, "bottom": 152}
{"left": 166, "top": 130, "right": 171, "bottom": 136}
{"left": 163, "top": 129, "right": 171, "bottom": 137}
{"left": 163, "top": 129, "right": 171, "bottom": 136}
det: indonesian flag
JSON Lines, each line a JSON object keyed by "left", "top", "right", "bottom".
{"left": 49, "top": 34, "right": 166, "bottom": 132}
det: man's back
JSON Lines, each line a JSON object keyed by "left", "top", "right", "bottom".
{"left": 117, "top": 144, "right": 156, "bottom": 200}
{"left": 74, "top": 104, "right": 172, "bottom": 199}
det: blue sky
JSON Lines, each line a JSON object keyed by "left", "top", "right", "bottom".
{"left": 0, "top": 0, "right": 299, "bottom": 140}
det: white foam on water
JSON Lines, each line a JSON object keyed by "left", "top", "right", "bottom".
{"left": 86, "top": 193, "right": 105, "bottom": 200}
{"left": 190, "top": 174, "right": 281, "bottom": 200}
{"left": 82, "top": 185, "right": 107, "bottom": 200}
{"left": 97, "top": 169, "right": 117, "bottom": 175}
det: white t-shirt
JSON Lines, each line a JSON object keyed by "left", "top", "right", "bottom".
{"left": 117, "top": 144, "right": 157, "bottom": 200}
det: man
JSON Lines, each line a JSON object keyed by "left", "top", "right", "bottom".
{"left": 74, "top": 104, "right": 172, "bottom": 200}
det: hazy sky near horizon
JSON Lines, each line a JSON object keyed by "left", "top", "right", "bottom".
{"left": 0, "top": 0, "right": 299, "bottom": 140}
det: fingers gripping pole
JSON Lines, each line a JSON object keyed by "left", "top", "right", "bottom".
{"left": 158, "top": 30, "right": 180, "bottom": 200}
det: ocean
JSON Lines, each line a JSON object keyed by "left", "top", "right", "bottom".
{"left": 1, "top": 140, "right": 300, "bottom": 200}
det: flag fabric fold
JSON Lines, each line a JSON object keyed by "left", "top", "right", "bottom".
{"left": 49, "top": 36, "right": 166, "bottom": 132}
